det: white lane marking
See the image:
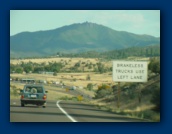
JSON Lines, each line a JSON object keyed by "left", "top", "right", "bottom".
{"left": 56, "top": 100, "right": 77, "bottom": 122}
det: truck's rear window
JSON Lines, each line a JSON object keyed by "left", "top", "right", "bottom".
{"left": 24, "top": 87, "right": 43, "bottom": 93}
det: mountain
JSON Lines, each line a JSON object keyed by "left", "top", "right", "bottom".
{"left": 10, "top": 22, "right": 160, "bottom": 57}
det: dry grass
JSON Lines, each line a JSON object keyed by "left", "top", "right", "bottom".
{"left": 10, "top": 57, "right": 99, "bottom": 65}
{"left": 10, "top": 57, "right": 149, "bottom": 64}
{"left": 10, "top": 72, "right": 114, "bottom": 88}
{"left": 46, "top": 90, "right": 74, "bottom": 100}
{"left": 10, "top": 95, "right": 20, "bottom": 100}
{"left": 10, "top": 57, "right": 113, "bottom": 72}
{"left": 123, "top": 104, "right": 155, "bottom": 113}
{"left": 10, "top": 57, "right": 114, "bottom": 88}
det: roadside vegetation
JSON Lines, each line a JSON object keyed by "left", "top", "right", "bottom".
{"left": 90, "top": 58, "right": 160, "bottom": 121}
{"left": 10, "top": 85, "right": 21, "bottom": 99}
{"left": 10, "top": 48, "right": 160, "bottom": 122}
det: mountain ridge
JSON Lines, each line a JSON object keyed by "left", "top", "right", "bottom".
{"left": 10, "top": 22, "right": 160, "bottom": 57}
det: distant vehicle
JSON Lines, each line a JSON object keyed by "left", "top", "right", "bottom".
{"left": 39, "top": 80, "right": 47, "bottom": 84}
{"left": 21, "top": 79, "right": 35, "bottom": 84}
{"left": 20, "top": 84, "right": 48, "bottom": 108}
{"left": 70, "top": 86, "right": 76, "bottom": 90}
{"left": 53, "top": 81, "right": 60, "bottom": 84}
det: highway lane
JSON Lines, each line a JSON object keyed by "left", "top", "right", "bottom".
{"left": 10, "top": 99, "right": 148, "bottom": 122}
{"left": 58, "top": 101, "right": 148, "bottom": 122}
{"left": 10, "top": 100, "right": 72, "bottom": 122}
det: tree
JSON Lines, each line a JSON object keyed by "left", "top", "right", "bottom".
{"left": 23, "top": 65, "right": 33, "bottom": 73}
{"left": 88, "top": 64, "right": 92, "bottom": 69}
{"left": 15, "top": 67, "right": 23, "bottom": 74}
{"left": 95, "top": 86, "right": 112, "bottom": 99}
{"left": 53, "top": 71, "right": 57, "bottom": 76}
{"left": 97, "top": 62, "right": 105, "bottom": 73}
{"left": 10, "top": 64, "right": 16, "bottom": 73}
{"left": 149, "top": 58, "right": 160, "bottom": 74}
{"left": 86, "top": 74, "right": 91, "bottom": 80}
{"left": 74, "top": 62, "right": 80, "bottom": 67}
{"left": 33, "top": 66, "right": 44, "bottom": 73}
{"left": 44, "top": 62, "right": 62, "bottom": 72}
{"left": 150, "top": 83, "right": 160, "bottom": 112}
{"left": 146, "top": 49, "right": 149, "bottom": 57}
{"left": 87, "top": 83, "right": 93, "bottom": 91}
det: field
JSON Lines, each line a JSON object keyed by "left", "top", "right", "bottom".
{"left": 10, "top": 57, "right": 98, "bottom": 64}
{"left": 10, "top": 57, "right": 115, "bottom": 88}
{"left": 10, "top": 73, "right": 114, "bottom": 92}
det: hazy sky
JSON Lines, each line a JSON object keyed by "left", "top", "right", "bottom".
{"left": 10, "top": 10, "right": 160, "bottom": 37}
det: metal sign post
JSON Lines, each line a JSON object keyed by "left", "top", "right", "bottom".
{"left": 117, "top": 82, "right": 121, "bottom": 109}
{"left": 138, "top": 84, "right": 142, "bottom": 104}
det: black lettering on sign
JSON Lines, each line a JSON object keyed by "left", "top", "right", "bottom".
{"left": 131, "top": 76, "right": 143, "bottom": 79}
{"left": 116, "top": 69, "right": 133, "bottom": 73}
{"left": 135, "top": 70, "right": 144, "bottom": 73}
{"left": 116, "top": 63, "right": 144, "bottom": 68}
{"left": 117, "top": 75, "right": 129, "bottom": 79}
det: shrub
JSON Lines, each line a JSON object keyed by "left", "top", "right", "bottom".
{"left": 53, "top": 71, "right": 57, "bottom": 76}
{"left": 98, "top": 84, "right": 110, "bottom": 90}
{"left": 150, "top": 83, "right": 160, "bottom": 112}
{"left": 95, "top": 85, "right": 112, "bottom": 99}
{"left": 10, "top": 85, "right": 20, "bottom": 96}
{"left": 141, "top": 110, "right": 160, "bottom": 121}
{"left": 86, "top": 74, "right": 91, "bottom": 80}
{"left": 59, "top": 96, "right": 70, "bottom": 100}
{"left": 87, "top": 83, "right": 93, "bottom": 91}
{"left": 149, "top": 58, "right": 160, "bottom": 74}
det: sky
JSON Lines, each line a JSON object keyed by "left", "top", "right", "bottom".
{"left": 10, "top": 10, "right": 160, "bottom": 37}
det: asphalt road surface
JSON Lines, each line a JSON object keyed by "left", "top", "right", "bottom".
{"left": 10, "top": 99, "right": 148, "bottom": 122}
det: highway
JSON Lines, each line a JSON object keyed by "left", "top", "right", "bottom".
{"left": 10, "top": 99, "right": 148, "bottom": 122}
